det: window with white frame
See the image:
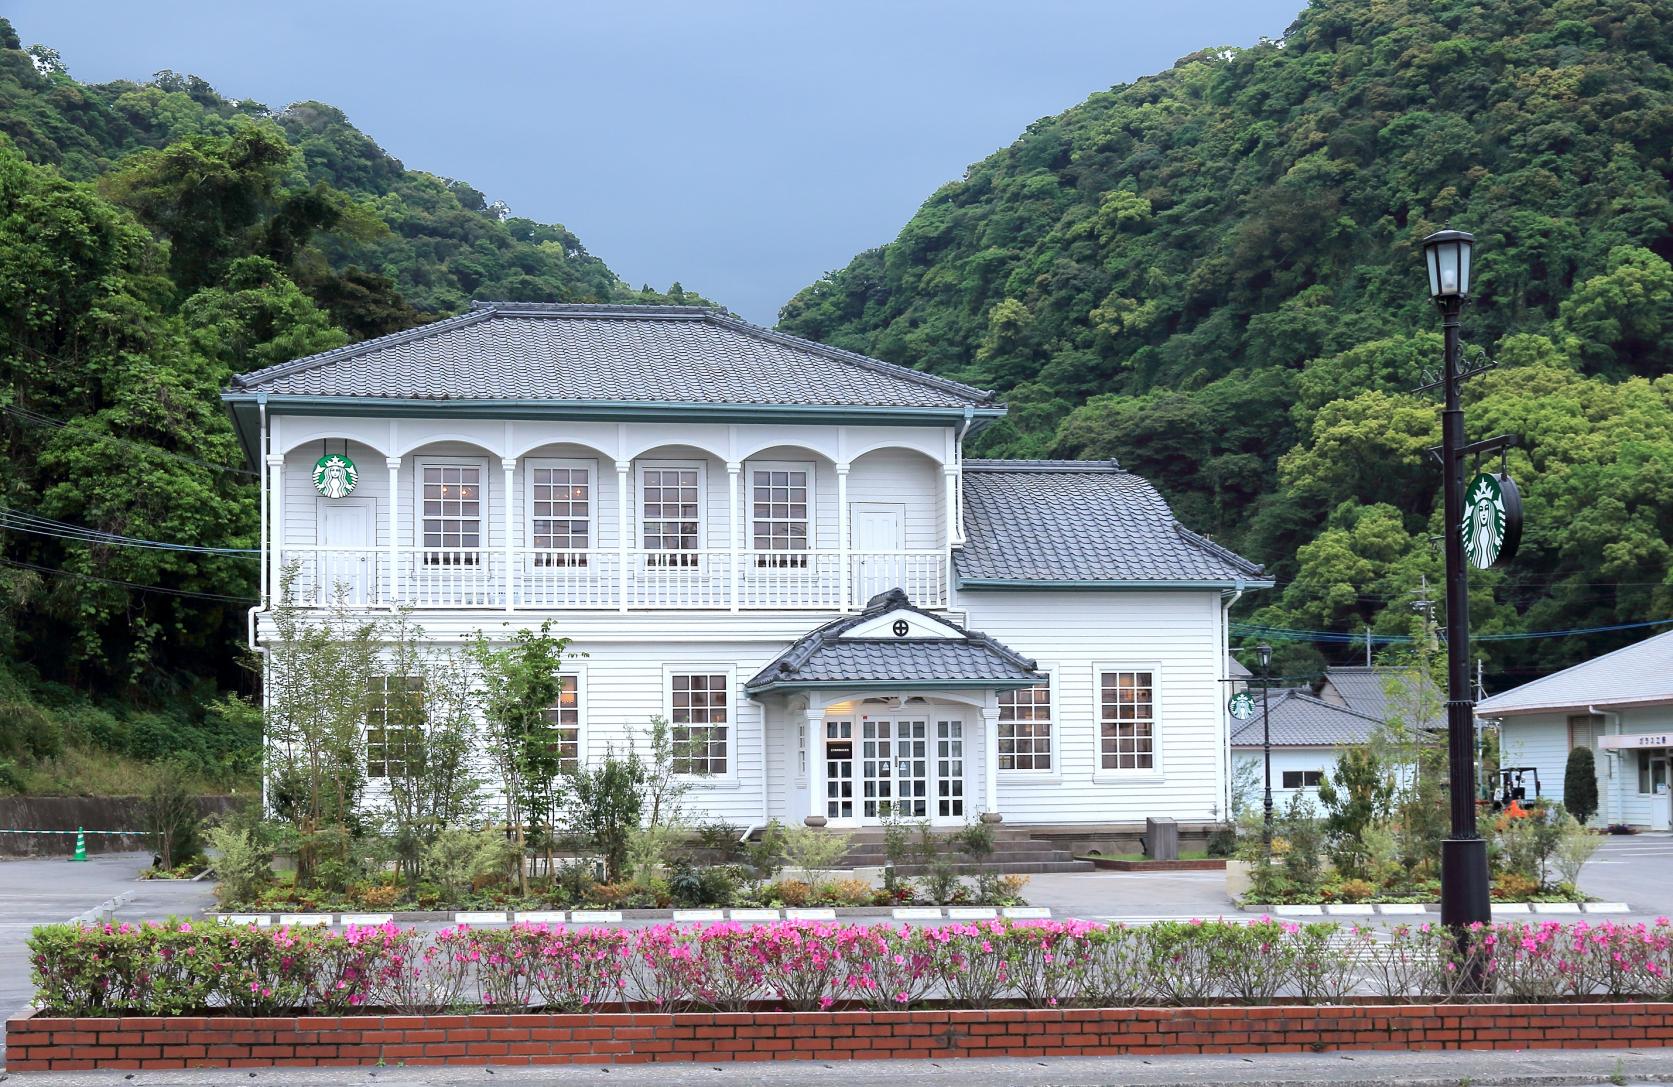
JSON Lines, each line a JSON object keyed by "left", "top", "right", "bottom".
{"left": 669, "top": 672, "right": 728, "bottom": 775}
{"left": 421, "top": 463, "right": 483, "bottom": 565}
{"left": 640, "top": 465, "right": 701, "bottom": 567}
{"left": 751, "top": 463, "right": 810, "bottom": 568}
{"left": 997, "top": 679, "right": 1053, "bottom": 771}
{"left": 1282, "top": 769, "right": 1324, "bottom": 789}
{"left": 530, "top": 462, "right": 591, "bottom": 567}
{"left": 541, "top": 674, "right": 582, "bottom": 774}
{"left": 1099, "top": 670, "right": 1155, "bottom": 770}
{"left": 366, "top": 675, "right": 424, "bottom": 778}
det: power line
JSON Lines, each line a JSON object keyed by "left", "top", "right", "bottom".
{"left": 1232, "top": 616, "right": 1673, "bottom": 645}
{"left": 0, "top": 557, "right": 256, "bottom": 604}
{"left": 0, "top": 506, "right": 257, "bottom": 556}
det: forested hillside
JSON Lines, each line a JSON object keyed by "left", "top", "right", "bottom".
{"left": 0, "top": 19, "right": 704, "bottom": 791}
{"left": 780, "top": 0, "right": 1673, "bottom": 682}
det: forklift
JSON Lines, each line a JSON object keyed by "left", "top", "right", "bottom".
{"left": 1493, "top": 766, "right": 1542, "bottom": 811}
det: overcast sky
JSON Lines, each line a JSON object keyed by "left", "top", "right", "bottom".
{"left": 11, "top": 1, "right": 1304, "bottom": 324}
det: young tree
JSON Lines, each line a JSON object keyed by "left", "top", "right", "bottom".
{"left": 470, "top": 622, "right": 572, "bottom": 889}
{"left": 262, "top": 568, "right": 381, "bottom": 887}
{"left": 378, "top": 612, "right": 482, "bottom": 885}
{"left": 1563, "top": 746, "right": 1600, "bottom": 825}
{"left": 1316, "top": 744, "right": 1394, "bottom": 881}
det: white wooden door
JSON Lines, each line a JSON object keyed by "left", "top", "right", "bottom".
{"left": 317, "top": 501, "right": 374, "bottom": 604}
{"left": 851, "top": 504, "right": 905, "bottom": 603}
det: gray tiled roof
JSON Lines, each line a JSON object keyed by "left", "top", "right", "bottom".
{"left": 228, "top": 303, "right": 995, "bottom": 410}
{"left": 746, "top": 589, "right": 1042, "bottom": 693}
{"left": 1230, "top": 689, "right": 1385, "bottom": 748}
{"left": 1320, "top": 666, "right": 1442, "bottom": 729}
{"left": 956, "top": 461, "right": 1267, "bottom": 586}
{"left": 1476, "top": 629, "right": 1673, "bottom": 716}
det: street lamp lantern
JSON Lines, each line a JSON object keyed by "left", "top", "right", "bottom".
{"left": 1256, "top": 641, "right": 1272, "bottom": 673}
{"left": 1423, "top": 228, "right": 1474, "bottom": 300}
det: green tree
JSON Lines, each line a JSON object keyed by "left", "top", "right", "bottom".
{"left": 1563, "top": 746, "right": 1599, "bottom": 826}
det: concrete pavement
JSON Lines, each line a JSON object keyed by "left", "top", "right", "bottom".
{"left": 3, "top": 1048, "right": 1672, "bottom": 1086}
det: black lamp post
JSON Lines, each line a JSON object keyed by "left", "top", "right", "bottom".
{"left": 1422, "top": 228, "right": 1493, "bottom": 935}
{"left": 1258, "top": 641, "right": 1273, "bottom": 846}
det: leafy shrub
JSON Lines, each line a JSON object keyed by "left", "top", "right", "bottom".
{"left": 950, "top": 819, "right": 995, "bottom": 860}
{"left": 206, "top": 821, "right": 273, "bottom": 908}
{"left": 780, "top": 825, "right": 853, "bottom": 884}
{"left": 769, "top": 879, "right": 812, "bottom": 907}
{"left": 354, "top": 883, "right": 402, "bottom": 909}
{"left": 1494, "top": 872, "right": 1541, "bottom": 901}
{"left": 822, "top": 878, "right": 875, "bottom": 906}
{"left": 1334, "top": 878, "right": 1376, "bottom": 903}
{"left": 421, "top": 828, "right": 517, "bottom": 901}
{"left": 29, "top": 918, "right": 1673, "bottom": 1016}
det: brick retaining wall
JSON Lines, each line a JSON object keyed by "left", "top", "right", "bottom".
{"left": 10, "top": 1003, "right": 1673, "bottom": 1070}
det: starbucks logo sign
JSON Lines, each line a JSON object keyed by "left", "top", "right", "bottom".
{"left": 1228, "top": 691, "right": 1256, "bottom": 721}
{"left": 1460, "top": 471, "right": 1522, "bottom": 569}
{"left": 313, "top": 453, "right": 359, "bottom": 499}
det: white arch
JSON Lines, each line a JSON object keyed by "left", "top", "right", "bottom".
{"left": 625, "top": 438, "right": 731, "bottom": 462}
{"left": 733, "top": 439, "right": 841, "bottom": 464}
{"left": 395, "top": 434, "right": 505, "bottom": 459}
{"left": 279, "top": 431, "right": 392, "bottom": 459}
{"left": 807, "top": 690, "right": 993, "bottom": 714}
{"left": 846, "top": 439, "right": 946, "bottom": 466}
{"left": 508, "top": 437, "right": 617, "bottom": 462}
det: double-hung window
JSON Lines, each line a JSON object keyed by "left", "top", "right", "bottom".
{"left": 367, "top": 675, "right": 424, "bottom": 778}
{"left": 750, "top": 463, "right": 810, "bottom": 568}
{"left": 542, "top": 674, "right": 583, "bottom": 775}
{"left": 421, "top": 463, "right": 483, "bottom": 565}
{"left": 1099, "top": 669, "right": 1156, "bottom": 770}
{"left": 530, "top": 461, "right": 591, "bottom": 567}
{"left": 997, "top": 678, "right": 1053, "bottom": 771}
{"left": 640, "top": 464, "right": 701, "bottom": 567}
{"left": 669, "top": 672, "right": 728, "bottom": 776}
{"left": 1282, "top": 769, "right": 1324, "bottom": 789}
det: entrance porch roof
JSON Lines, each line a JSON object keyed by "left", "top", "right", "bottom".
{"left": 744, "top": 588, "right": 1042, "bottom": 695}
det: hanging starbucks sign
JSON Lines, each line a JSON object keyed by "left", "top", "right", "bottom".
{"left": 1460, "top": 471, "right": 1522, "bottom": 569}
{"left": 313, "top": 453, "right": 359, "bottom": 499}
{"left": 1228, "top": 691, "right": 1256, "bottom": 721}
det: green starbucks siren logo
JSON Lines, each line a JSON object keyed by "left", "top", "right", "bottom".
{"left": 1228, "top": 691, "right": 1256, "bottom": 721}
{"left": 313, "top": 453, "right": 359, "bottom": 499}
{"left": 1461, "top": 471, "right": 1523, "bottom": 569}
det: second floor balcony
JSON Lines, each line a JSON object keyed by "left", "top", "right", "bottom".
{"left": 283, "top": 545, "right": 948, "bottom": 611}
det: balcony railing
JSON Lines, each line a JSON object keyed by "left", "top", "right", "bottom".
{"left": 280, "top": 547, "right": 948, "bottom": 611}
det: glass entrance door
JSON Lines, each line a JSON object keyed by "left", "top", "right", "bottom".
{"left": 860, "top": 718, "right": 928, "bottom": 820}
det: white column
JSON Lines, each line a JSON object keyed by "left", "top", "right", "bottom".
{"left": 616, "top": 460, "right": 631, "bottom": 612}
{"left": 266, "top": 453, "right": 285, "bottom": 604}
{"left": 981, "top": 702, "right": 1001, "bottom": 821}
{"left": 727, "top": 460, "right": 741, "bottom": 613}
{"left": 385, "top": 457, "right": 401, "bottom": 607}
{"left": 502, "top": 458, "right": 517, "bottom": 611}
{"left": 803, "top": 703, "right": 825, "bottom": 826}
{"left": 836, "top": 462, "right": 850, "bottom": 611}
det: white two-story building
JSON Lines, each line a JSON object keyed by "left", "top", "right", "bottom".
{"left": 224, "top": 302, "right": 1269, "bottom": 838}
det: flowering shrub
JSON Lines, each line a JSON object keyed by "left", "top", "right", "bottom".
{"left": 28, "top": 917, "right": 1673, "bottom": 1016}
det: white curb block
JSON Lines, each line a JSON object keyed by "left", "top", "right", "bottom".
{"left": 1583, "top": 902, "right": 1631, "bottom": 913}
{"left": 785, "top": 908, "right": 837, "bottom": 921}
{"left": 672, "top": 909, "right": 725, "bottom": 922}
{"left": 1323, "top": 905, "right": 1376, "bottom": 916}
{"left": 1376, "top": 904, "right": 1429, "bottom": 915}
{"left": 1272, "top": 904, "right": 1324, "bottom": 916}
{"left": 341, "top": 913, "right": 393, "bottom": 925}
{"left": 729, "top": 908, "right": 780, "bottom": 921}
{"left": 455, "top": 911, "right": 509, "bottom": 924}
{"left": 1532, "top": 902, "right": 1584, "bottom": 914}
{"left": 513, "top": 911, "right": 568, "bottom": 924}
{"left": 569, "top": 910, "right": 623, "bottom": 923}
{"left": 1491, "top": 903, "right": 1532, "bottom": 914}
{"left": 1002, "top": 906, "right": 1052, "bottom": 919}
{"left": 279, "top": 915, "right": 330, "bottom": 927}
{"left": 892, "top": 907, "right": 943, "bottom": 920}
{"left": 946, "top": 907, "right": 998, "bottom": 920}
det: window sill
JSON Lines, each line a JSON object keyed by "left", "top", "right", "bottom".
{"left": 998, "top": 770, "right": 1062, "bottom": 785}
{"left": 1091, "top": 772, "right": 1165, "bottom": 785}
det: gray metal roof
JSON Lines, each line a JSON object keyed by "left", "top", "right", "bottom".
{"left": 1476, "top": 629, "right": 1673, "bottom": 716}
{"left": 955, "top": 461, "right": 1268, "bottom": 587}
{"left": 1319, "top": 666, "right": 1442, "bottom": 729}
{"left": 228, "top": 302, "right": 996, "bottom": 410}
{"left": 1230, "top": 689, "right": 1386, "bottom": 748}
{"left": 746, "top": 588, "right": 1042, "bottom": 694}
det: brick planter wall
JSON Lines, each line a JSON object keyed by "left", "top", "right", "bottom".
{"left": 10, "top": 1003, "right": 1673, "bottom": 1071}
